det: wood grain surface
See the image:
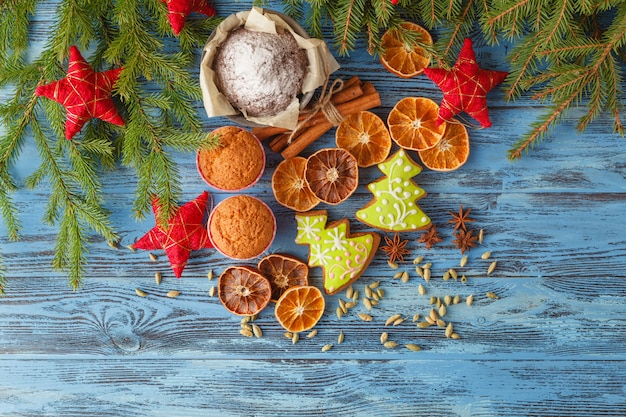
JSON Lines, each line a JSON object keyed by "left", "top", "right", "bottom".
{"left": 1, "top": 1, "right": 626, "bottom": 416}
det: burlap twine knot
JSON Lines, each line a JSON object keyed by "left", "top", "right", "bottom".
{"left": 287, "top": 77, "right": 345, "bottom": 144}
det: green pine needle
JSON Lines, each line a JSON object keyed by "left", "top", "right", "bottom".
{"left": 0, "top": 0, "right": 219, "bottom": 290}
{"left": 282, "top": 0, "right": 625, "bottom": 158}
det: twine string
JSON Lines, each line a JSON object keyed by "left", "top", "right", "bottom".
{"left": 287, "top": 77, "right": 345, "bottom": 144}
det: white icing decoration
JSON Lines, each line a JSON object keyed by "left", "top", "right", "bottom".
{"left": 296, "top": 216, "right": 323, "bottom": 242}
{"left": 324, "top": 227, "right": 348, "bottom": 251}
{"left": 310, "top": 243, "right": 331, "bottom": 266}
{"left": 355, "top": 150, "right": 430, "bottom": 231}
{"left": 297, "top": 213, "right": 377, "bottom": 294}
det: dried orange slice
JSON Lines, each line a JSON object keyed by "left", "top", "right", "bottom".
{"left": 258, "top": 253, "right": 309, "bottom": 302}
{"left": 274, "top": 285, "right": 325, "bottom": 333}
{"left": 418, "top": 122, "right": 470, "bottom": 171}
{"left": 380, "top": 22, "right": 432, "bottom": 78}
{"left": 272, "top": 157, "right": 320, "bottom": 211}
{"left": 388, "top": 97, "right": 445, "bottom": 151}
{"left": 336, "top": 111, "right": 392, "bottom": 168}
{"left": 218, "top": 266, "right": 272, "bottom": 316}
{"left": 305, "top": 148, "right": 358, "bottom": 205}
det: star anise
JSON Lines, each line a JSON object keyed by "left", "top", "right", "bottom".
{"left": 448, "top": 204, "right": 475, "bottom": 232}
{"left": 380, "top": 233, "right": 410, "bottom": 264}
{"left": 452, "top": 229, "right": 478, "bottom": 254}
{"left": 417, "top": 224, "right": 443, "bottom": 250}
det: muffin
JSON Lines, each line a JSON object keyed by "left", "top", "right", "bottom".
{"left": 197, "top": 126, "right": 265, "bottom": 191}
{"left": 208, "top": 195, "right": 276, "bottom": 260}
{"left": 213, "top": 28, "right": 308, "bottom": 117}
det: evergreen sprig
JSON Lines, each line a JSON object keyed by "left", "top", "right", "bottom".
{"left": 279, "top": 0, "right": 626, "bottom": 158}
{"left": 0, "top": 0, "right": 220, "bottom": 291}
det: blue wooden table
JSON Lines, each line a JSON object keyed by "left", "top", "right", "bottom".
{"left": 2, "top": 1, "right": 626, "bottom": 416}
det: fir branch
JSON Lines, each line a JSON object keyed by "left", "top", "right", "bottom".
{"left": 30, "top": 117, "right": 118, "bottom": 289}
{"left": 437, "top": 0, "right": 478, "bottom": 60}
{"left": 331, "top": 0, "right": 366, "bottom": 55}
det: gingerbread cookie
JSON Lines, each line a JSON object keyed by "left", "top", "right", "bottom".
{"left": 356, "top": 149, "right": 431, "bottom": 232}
{"left": 295, "top": 210, "right": 380, "bottom": 295}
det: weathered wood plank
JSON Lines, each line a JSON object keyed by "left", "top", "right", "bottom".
{"left": 1, "top": 276, "right": 625, "bottom": 358}
{"left": 1, "top": 358, "right": 625, "bottom": 417}
{"left": 1, "top": 0, "right": 626, "bottom": 415}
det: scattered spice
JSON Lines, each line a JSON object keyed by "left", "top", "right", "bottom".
{"left": 486, "top": 291, "right": 500, "bottom": 299}
{"left": 417, "top": 224, "right": 443, "bottom": 249}
{"left": 135, "top": 288, "right": 147, "bottom": 297}
{"left": 385, "top": 314, "right": 402, "bottom": 326}
{"left": 358, "top": 313, "right": 373, "bottom": 322}
{"left": 448, "top": 204, "right": 475, "bottom": 232}
{"left": 405, "top": 343, "right": 421, "bottom": 351}
{"left": 380, "top": 233, "right": 410, "bottom": 264}
{"left": 453, "top": 229, "right": 478, "bottom": 254}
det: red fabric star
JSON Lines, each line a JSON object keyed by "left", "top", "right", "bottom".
{"left": 133, "top": 191, "right": 213, "bottom": 278}
{"left": 423, "top": 38, "right": 508, "bottom": 128}
{"left": 35, "top": 46, "right": 124, "bottom": 140}
{"left": 162, "top": 0, "right": 216, "bottom": 35}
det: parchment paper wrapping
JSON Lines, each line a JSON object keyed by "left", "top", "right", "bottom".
{"left": 200, "top": 7, "right": 340, "bottom": 129}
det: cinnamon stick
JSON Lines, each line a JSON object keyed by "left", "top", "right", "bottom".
{"left": 253, "top": 78, "right": 364, "bottom": 141}
{"left": 280, "top": 88, "right": 381, "bottom": 159}
{"left": 270, "top": 83, "right": 379, "bottom": 154}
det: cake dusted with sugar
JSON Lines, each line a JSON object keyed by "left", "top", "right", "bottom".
{"left": 214, "top": 28, "right": 307, "bottom": 117}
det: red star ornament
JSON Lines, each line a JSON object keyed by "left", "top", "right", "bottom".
{"left": 133, "top": 191, "right": 213, "bottom": 278}
{"left": 35, "top": 46, "right": 124, "bottom": 140}
{"left": 162, "top": 0, "right": 216, "bottom": 35}
{"left": 423, "top": 38, "right": 508, "bottom": 128}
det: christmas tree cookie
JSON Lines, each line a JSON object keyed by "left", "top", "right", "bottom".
{"left": 295, "top": 210, "right": 380, "bottom": 295}
{"left": 356, "top": 149, "right": 431, "bottom": 232}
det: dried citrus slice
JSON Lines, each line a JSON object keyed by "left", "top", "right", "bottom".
{"left": 274, "top": 285, "right": 325, "bottom": 333}
{"left": 218, "top": 266, "right": 272, "bottom": 316}
{"left": 258, "top": 253, "right": 309, "bottom": 302}
{"left": 380, "top": 22, "right": 432, "bottom": 78}
{"left": 388, "top": 97, "right": 445, "bottom": 151}
{"left": 271, "top": 157, "right": 320, "bottom": 212}
{"left": 305, "top": 148, "right": 358, "bottom": 205}
{"left": 336, "top": 111, "right": 392, "bottom": 168}
{"left": 418, "top": 122, "right": 470, "bottom": 171}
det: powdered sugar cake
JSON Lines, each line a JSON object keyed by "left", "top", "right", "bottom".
{"left": 214, "top": 28, "right": 308, "bottom": 118}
